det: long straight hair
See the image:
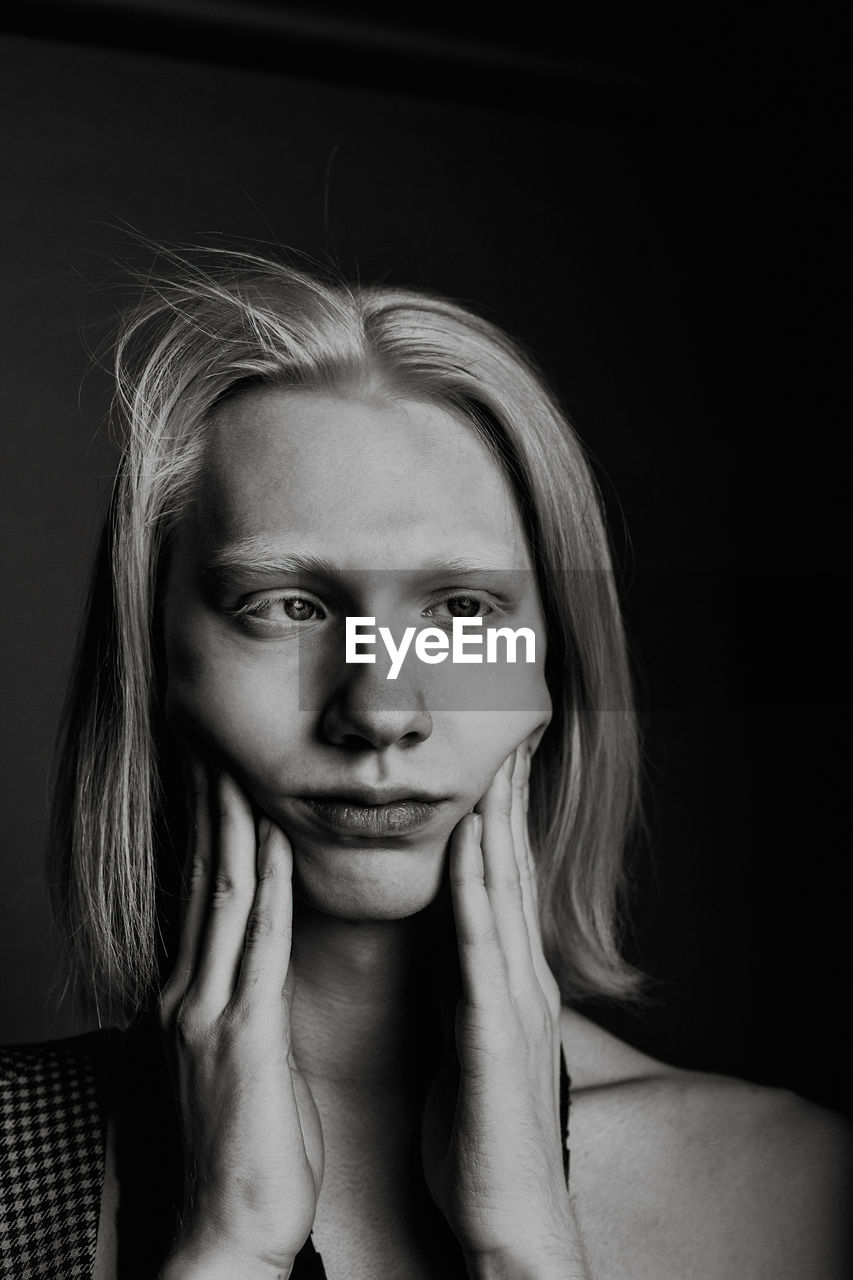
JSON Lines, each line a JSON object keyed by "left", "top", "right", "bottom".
{"left": 50, "top": 245, "right": 642, "bottom": 1025}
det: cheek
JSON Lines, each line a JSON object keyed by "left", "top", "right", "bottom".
{"left": 451, "top": 676, "right": 553, "bottom": 801}
{"left": 412, "top": 624, "right": 552, "bottom": 718}
{"left": 162, "top": 631, "right": 303, "bottom": 780}
{"left": 470, "top": 641, "right": 552, "bottom": 746}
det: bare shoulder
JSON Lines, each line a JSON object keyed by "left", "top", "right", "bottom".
{"left": 561, "top": 1007, "right": 852, "bottom": 1280}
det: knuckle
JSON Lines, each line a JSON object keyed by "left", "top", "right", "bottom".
{"left": 221, "top": 989, "right": 280, "bottom": 1043}
{"left": 256, "top": 857, "right": 281, "bottom": 888}
{"left": 188, "top": 854, "right": 209, "bottom": 891}
{"left": 211, "top": 869, "right": 238, "bottom": 905}
{"left": 156, "top": 989, "right": 176, "bottom": 1030}
{"left": 174, "top": 999, "right": 207, "bottom": 1049}
{"left": 245, "top": 907, "right": 274, "bottom": 941}
{"left": 217, "top": 1000, "right": 248, "bottom": 1042}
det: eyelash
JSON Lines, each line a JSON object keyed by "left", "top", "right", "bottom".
{"left": 230, "top": 593, "right": 327, "bottom": 628}
{"left": 229, "top": 592, "right": 499, "bottom": 631}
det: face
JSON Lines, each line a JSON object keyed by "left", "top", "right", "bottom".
{"left": 162, "top": 387, "right": 552, "bottom": 919}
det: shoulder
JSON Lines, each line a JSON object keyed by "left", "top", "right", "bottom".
{"left": 0, "top": 1028, "right": 114, "bottom": 1130}
{"left": 561, "top": 1007, "right": 852, "bottom": 1280}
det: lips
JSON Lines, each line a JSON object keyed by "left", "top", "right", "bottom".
{"left": 298, "top": 792, "right": 447, "bottom": 836}
{"left": 305, "top": 786, "right": 444, "bottom": 806}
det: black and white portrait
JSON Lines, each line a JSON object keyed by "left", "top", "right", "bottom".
{"left": 0, "top": 6, "right": 849, "bottom": 1278}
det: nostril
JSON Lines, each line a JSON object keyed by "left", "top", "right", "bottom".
{"left": 321, "top": 696, "right": 433, "bottom": 751}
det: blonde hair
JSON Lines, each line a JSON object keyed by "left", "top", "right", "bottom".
{"left": 50, "top": 244, "right": 642, "bottom": 1024}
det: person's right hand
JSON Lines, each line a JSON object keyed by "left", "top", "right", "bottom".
{"left": 157, "top": 763, "right": 323, "bottom": 1279}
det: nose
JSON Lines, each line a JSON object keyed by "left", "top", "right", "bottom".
{"left": 321, "top": 662, "right": 433, "bottom": 750}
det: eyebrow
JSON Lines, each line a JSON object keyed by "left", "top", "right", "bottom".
{"left": 200, "top": 538, "right": 520, "bottom": 590}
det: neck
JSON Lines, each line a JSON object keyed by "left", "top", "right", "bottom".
{"left": 289, "top": 898, "right": 449, "bottom": 1090}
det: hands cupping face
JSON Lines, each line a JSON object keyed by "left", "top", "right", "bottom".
{"left": 158, "top": 761, "right": 323, "bottom": 1275}
{"left": 422, "top": 747, "right": 580, "bottom": 1276}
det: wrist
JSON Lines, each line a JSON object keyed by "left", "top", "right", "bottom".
{"left": 160, "top": 1241, "right": 296, "bottom": 1280}
{"left": 463, "top": 1242, "right": 590, "bottom": 1280}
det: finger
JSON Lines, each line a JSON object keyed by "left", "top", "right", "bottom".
{"left": 477, "top": 751, "right": 535, "bottom": 984}
{"left": 511, "top": 750, "right": 563, "bottom": 1028}
{"left": 235, "top": 819, "right": 294, "bottom": 1010}
{"left": 160, "top": 756, "right": 212, "bottom": 1010}
{"left": 448, "top": 813, "right": 506, "bottom": 1009}
{"left": 192, "top": 771, "right": 259, "bottom": 1015}
{"left": 510, "top": 747, "right": 542, "bottom": 952}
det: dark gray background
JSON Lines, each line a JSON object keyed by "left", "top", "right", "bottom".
{"left": 1, "top": 5, "right": 848, "bottom": 1117}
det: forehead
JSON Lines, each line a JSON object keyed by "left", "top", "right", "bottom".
{"left": 195, "top": 386, "right": 532, "bottom": 569}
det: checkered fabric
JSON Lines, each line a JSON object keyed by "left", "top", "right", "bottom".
{"left": 0, "top": 1034, "right": 109, "bottom": 1280}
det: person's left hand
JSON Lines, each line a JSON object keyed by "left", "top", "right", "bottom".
{"left": 421, "top": 748, "right": 590, "bottom": 1280}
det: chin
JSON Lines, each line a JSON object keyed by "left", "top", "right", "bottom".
{"left": 290, "top": 835, "right": 447, "bottom": 922}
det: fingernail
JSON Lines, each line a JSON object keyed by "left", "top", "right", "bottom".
{"left": 502, "top": 751, "right": 516, "bottom": 780}
{"left": 470, "top": 813, "right": 483, "bottom": 841}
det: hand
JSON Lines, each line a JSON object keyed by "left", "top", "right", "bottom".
{"left": 421, "top": 749, "right": 590, "bottom": 1280}
{"left": 157, "top": 763, "right": 323, "bottom": 1278}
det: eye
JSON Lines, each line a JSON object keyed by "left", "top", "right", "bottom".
{"left": 280, "top": 596, "right": 322, "bottom": 622}
{"left": 231, "top": 593, "right": 327, "bottom": 630}
{"left": 423, "top": 593, "right": 493, "bottom": 621}
{"left": 445, "top": 594, "right": 486, "bottom": 618}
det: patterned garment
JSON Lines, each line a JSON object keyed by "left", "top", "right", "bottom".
{"left": 0, "top": 1033, "right": 110, "bottom": 1279}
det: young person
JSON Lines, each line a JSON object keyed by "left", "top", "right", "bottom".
{"left": 1, "top": 246, "right": 848, "bottom": 1279}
